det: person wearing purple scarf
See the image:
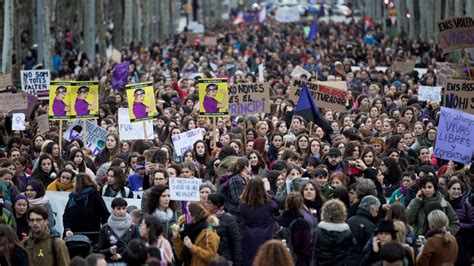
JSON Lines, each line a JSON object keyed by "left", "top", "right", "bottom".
{"left": 388, "top": 172, "right": 416, "bottom": 205}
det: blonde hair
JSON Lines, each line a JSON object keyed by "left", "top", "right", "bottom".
{"left": 427, "top": 210, "right": 455, "bottom": 245}
{"left": 393, "top": 220, "right": 406, "bottom": 243}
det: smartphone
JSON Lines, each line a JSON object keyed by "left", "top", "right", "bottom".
{"left": 348, "top": 160, "right": 357, "bottom": 167}
{"left": 418, "top": 235, "right": 427, "bottom": 245}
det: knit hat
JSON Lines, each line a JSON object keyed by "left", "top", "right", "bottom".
{"left": 14, "top": 194, "right": 28, "bottom": 205}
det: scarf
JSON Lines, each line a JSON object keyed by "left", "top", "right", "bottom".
{"left": 153, "top": 207, "right": 174, "bottom": 223}
{"left": 108, "top": 213, "right": 133, "bottom": 238}
{"left": 67, "top": 186, "right": 96, "bottom": 208}
{"left": 28, "top": 196, "right": 49, "bottom": 206}
{"left": 446, "top": 196, "right": 462, "bottom": 209}
{"left": 180, "top": 219, "right": 208, "bottom": 266}
{"left": 55, "top": 180, "right": 74, "bottom": 192}
{"left": 304, "top": 197, "right": 322, "bottom": 211}
{"left": 399, "top": 185, "right": 408, "bottom": 196}
{"left": 426, "top": 228, "right": 446, "bottom": 238}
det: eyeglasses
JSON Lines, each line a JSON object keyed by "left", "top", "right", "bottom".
{"left": 29, "top": 218, "right": 44, "bottom": 223}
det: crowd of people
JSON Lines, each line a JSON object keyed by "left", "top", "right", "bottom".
{"left": 0, "top": 7, "right": 473, "bottom": 266}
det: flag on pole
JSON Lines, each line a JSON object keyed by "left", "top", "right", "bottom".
{"left": 112, "top": 61, "right": 130, "bottom": 90}
{"left": 295, "top": 83, "right": 333, "bottom": 134}
{"left": 258, "top": 6, "right": 267, "bottom": 23}
{"left": 307, "top": 20, "right": 318, "bottom": 41}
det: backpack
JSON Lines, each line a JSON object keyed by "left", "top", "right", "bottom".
{"left": 273, "top": 218, "right": 306, "bottom": 262}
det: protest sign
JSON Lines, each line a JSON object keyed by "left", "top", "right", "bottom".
{"left": 63, "top": 120, "right": 108, "bottom": 157}
{"left": 441, "top": 79, "right": 474, "bottom": 115}
{"left": 20, "top": 69, "right": 50, "bottom": 99}
{"left": 12, "top": 113, "right": 26, "bottom": 131}
{"left": 36, "top": 114, "right": 49, "bottom": 133}
{"left": 186, "top": 32, "right": 198, "bottom": 46}
{"left": 46, "top": 191, "right": 141, "bottom": 235}
{"left": 49, "top": 81, "right": 72, "bottom": 120}
{"left": 291, "top": 65, "right": 311, "bottom": 79}
{"left": 199, "top": 78, "right": 229, "bottom": 117}
{"left": 275, "top": 6, "right": 301, "bottom": 23}
{"left": 203, "top": 36, "right": 217, "bottom": 46}
{"left": 188, "top": 21, "right": 205, "bottom": 33}
{"left": 125, "top": 82, "right": 157, "bottom": 122}
{"left": 437, "top": 16, "right": 474, "bottom": 53}
{"left": 434, "top": 107, "right": 474, "bottom": 164}
{"left": 12, "top": 93, "right": 38, "bottom": 118}
{"left": 171, "top": 128, "right": 204, "bottom": 157}
{"left": 418, "top": 86, "right": 442, "bottom": 102}
{"left": 435, "top": 62, "right": 466, "bottom": 87}
{"left": 112, "top": 49, "right": 122, "bottom": 63}
{"left": 315, "top": 81, "right": 347, "bottom": 90}
{"left": 118, "top": 108, "right": 154, "bottom": 140}
{"left": 169, "top": 177, "right": 201, "bottom": 201}
{"left": 258, "top": 64, "right": 264, "bottom": 82}
{"left": 0, "top": 93, "right": 28, "bottom": 114}
{"left": 289, "top": 79, "right": 348, "bottom": 112}
{"left": 70, "top": 81, "right": 99, "bottom": 119}
{"left": 0, "top": 74, "right": 12, "bottom": 89}
{"left": 393, "top": 61, "right": 416, "bottom": 74}
{"left": 228, "top": 83, "right": 270, "bottom": 115}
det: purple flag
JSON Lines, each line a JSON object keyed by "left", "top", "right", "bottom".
{"left": 112, "top": 61, "right": 130, "bottom": 90}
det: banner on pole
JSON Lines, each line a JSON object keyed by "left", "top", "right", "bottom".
{"left": 171, "top": 128, "right": 204, "bottom": 157}
{"left": 289, "top": 79, "right": 348, "bottom": 112}
{"left": 228, "top": 83, "right": 270, "bottom": 115}
{"left": 125, "top": 82, "right": 158, "bottom": 122}
{"left": 198, "top": 78, "right": 229, "bottom": 117}
{"left": 418, "top": 86, "right": 442, "bottom": 102}
{"left": 118, "top": 108, "right": 154, "bottom": 140}
{"left": 437, "top": 16, "right": 474, "bottom": 53}
{"left": 441, "top": 79, "right": 474, "bottom": 115}
{"left": 169, "top": 178, "right": 201, "bottom": 201}
{"left": 21, "top": 70, "right": 50, "bottom": 99}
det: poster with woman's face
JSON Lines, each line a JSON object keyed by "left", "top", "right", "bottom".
{"left": 125, "top": 82, "right": 157, "bottom": 122}
{"left": 49, "top": 81, "right": 72, "bottom": 120}
{"left": 69, "top": 81, "right": 99, "bottom": 119}
{"left": 198, "top": 78, "right": 228, "bottom": 117}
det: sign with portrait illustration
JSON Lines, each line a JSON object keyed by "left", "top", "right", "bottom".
{"left": 69, "top": 81, "right": 99, "bottom": 119}
{"left": 198, "top": 78, "right": 228, "bottom": 117}
{"left": 125, "top": 82, "right": 157, "bottom": 122}
{"left": 49, "top": 81, "right": 72, "bottom": 120}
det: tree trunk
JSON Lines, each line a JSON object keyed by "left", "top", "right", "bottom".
{"left": 1, "top": 0, "right": 13, "bottom": 74}
{"left": 113, "top": 0, "right": 123, "bottom": 49}
{"left": 12, "top": 0, "right": 22, "bottom": 83}
{"left": 35, "top": 0, "right": 45, "bottom": 66}
{"left": 142, "top": 0, "right": 150, "bottom": 45}
{"left": 434, "top": 0, "right": 443, "bottom": 43}
{"left": 96, "top": 0, "right": 107, "bottom": 59}
{"left": 454, "top": 0, "right": 464, "bottom": 17}
{"left": 132, "top": 0, "right": 142, "bottom": 42}
{"left": 160, "top": 0, "right": 170, "bottom": 39}
{"left": 406, "top": 0, "right": 415, "bottom": 39}
{"left": 123, "top": 0, "right": 133, "bottom": 47}
{"left": 418, "top": 0, "right": 427, "bottom": 40}
{"left": 43, "top": 0, "right": 52, "bottom": 70}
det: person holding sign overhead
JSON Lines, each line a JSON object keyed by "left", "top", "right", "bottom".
{"left": 75, "top": 86, "right": 96, "bottom": 116}
{"left": 203, "top": 84, "right": 227, "bottom": 113}
{"left": 132, "top": 89, "right": 152, "bottom": 119}
{"left": 52, "top": 86, "right": 69, "bottom": 116}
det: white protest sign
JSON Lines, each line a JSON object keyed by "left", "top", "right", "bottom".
{"left": 291, "top": 65, "right": 311, "bottom": 79}
{"left": 258, "top": 64, "right": 264, "bottom": 82}
{"left": 46, "top": 191, "right": 141, "bottom": 235}
{"left": 12, "top": 113, "right": 26, "bottom": 130}
{"left": 418, "top": 86, "right": 442, "bottom": 102}
{"left": 169, "top": 177, "right": 201, "bottom": 201}
{"left": 188, "top": 21, "right": 205, "bottom": 33}
{"left": 118, "top": 108, "right": 154, "bottom": 140}
{"left": 63, "top": 120, "right": 109, "bottom": 157}
{"left": 171, "top": 128, "right": 204, "bottom": 157}
{"left": 275, "top": 6, "right": 301, "bottom": 23}
{"left": 20, "top": 70, "right": 50, "bottom": 99}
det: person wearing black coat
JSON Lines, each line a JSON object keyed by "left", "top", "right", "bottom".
{"left": 63, "top": 174, "right": 110, "bottom": 243}
{"left": 346, "top": 195, "right": 380, "bottom": 265}
{"left": 207, "top": 193, "right": 242, "bottom": 266}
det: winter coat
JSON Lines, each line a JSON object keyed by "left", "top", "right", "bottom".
{"left": 221, "top": 174, "right": 245, "bottom": 216}
{"left": 95, "top": 223, "right": 140, "bottom": 261}
{"left": 215, "top": 212, "right": 242, "bottom": 266}
{"left": 447, "top": 196, "right": 474, "bottom": 265}
{"left": 277, "top": 210, "right": 312, "bottom": 266}
{"left": 406, "top": 192, "right": 460, "bottom": 236}
{"left": 312, "top": 221, "right": 352, "bottom": 266}
{"left": 14, "top": 213, "right": 30, "bottom": 239}
{"left": 101, "top": 184, "right": 134, "bottom": 198}
{"left": 346, "top": 208, "right": 377, "bottom": 265}
{"left": 23, "top": 227, "right": 70, "bottom": 266}
{"left": 0, "top": 246, "right": 29, "bottom": 266}
{"left": 239, "top": 200, "right": 279, "bottom": 266}
{"left": 416, "top": 234, "right": 458, "bottom": 266}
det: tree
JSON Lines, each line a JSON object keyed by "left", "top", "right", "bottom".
{"left": 113, "top": 0, "right": 123, "bottom": 49}
{"left": 2, "top": 0, "right": 13, "bottom": 74}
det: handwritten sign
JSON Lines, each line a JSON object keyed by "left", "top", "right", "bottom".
{"left": 20, "top": 70, "right": 50, "bottom": 99}
{"left": 441, "top": 79, "right": 474, "bottom": 115}
{"left": 435, "top": 62, "right": 466, "bottom": 87}
{"left": 434, "top": 107, "right": 474, "bottom": 164}
{"left": 171, "top": 128, "right": 204, "bottom": 157}
{"left": 437, "top": 16, "right": 474, "bottom": 53}
{"left": 393, "top": 61, "right": 416, "bottom": 74}
{"left": 418, "top": 86, "right": 442, "bottom": 102}
{"left": 63, "top": 120, "right": 108, "bottom": 157}
{"left": 188, "top": 21, "right": 205, "bottom": 33}
{"left": 0, "top": 74, "right": 12, "bottom": 89}
{"left": 229, "top": 83, "right": 270, "bottom": 115}
{"left": 12, "top": 113, "right": 26, "bottom": 130}
{"left": 291, "top": 65, "right": 311, "bottom": 79}
{"left": 289, "top": 80, "right": 348, "bottom": 112}
{"left": 275, "top": 6, "right": 301, "bottom": 23}
{"left": 36, "top": 114, "right": 49, "bottom": 133}
{"left": 203, "top": 36, "right": 217, "bottom": 46}
{"left": 169, "top": 178, "right": 201, "bottom": 201}
{"left": 118, "top": 108, "right": 154, "bottom": 140}
{"left": 0, "top": 93, "right": 28, "bottom": 113}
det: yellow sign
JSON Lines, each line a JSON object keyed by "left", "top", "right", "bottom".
{"left": 125, "top": 82, "right": 157, "bottom": 122}
{"left": 69, "top": 81, "right": 99, "bottom": 119}
{"left": 198, "top": 78, "right": 229, "bottom": 117}
{"left": 49, "top": 81, "right": 72, "bottom": 120}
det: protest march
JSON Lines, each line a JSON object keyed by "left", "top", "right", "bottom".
{"left": 0, "top": 1, "right": 474, "bottom": 265}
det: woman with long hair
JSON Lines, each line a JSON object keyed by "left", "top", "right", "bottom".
{"left": 30, "top": 154, "right": 57, "bottom": 188}
{"left": 380, "top": 157, "right": 402, "bottom": 197}
{"left": 252, "top": 137, "right": 269, "bottom": 166}
{"left": 247, "top": 150, "right": 269, "bottom": 178}
{"left": 239, "top": 177, "right": 278, "bottom": 266}
{"left": 140, "top": 215, "right": 174, "bottom": 264}
{"left": 101, "top": 166, "right": 133, "bottom": 198}
{"left": 94, "top": 133, "right": 121, "bottom": 166}
{"left": 301, "top": 181, "right": 324, "bottom": 232}
{"left": 220, "top": 157, "right": 251, "bottom": 216}
{"left": 193, "top": 140, "right": 211, "bottom": 168}
{"left": 63, "top": 173, "right": 110, "bottom": 243}
{"left": 46, "top": 168, "right": 75, "bottom": 192}
{"left": 145, "top": 184, "right": 177, "bottom": 239}
{"left": 0, "top": 224, "right": 30, "bottom": 266}
{"left": 42, "top": 141, "right": 64, "bottom": 170}
{"left": 172, "top": 202, "right": 220, "bottom": 265}
{"left": 24, "top": 180, "right": 55, "bottom": 229}
{"left": 295, "top": 135, "right": 310, "bottom": 161}
{"left": 68, "top": 148, "right": 95, "bottom": 179}
{"left": 253, "top": 240, "right": 295, "bottom": 266}
{"left": 12, "top": 195, "right": 29, "bottom": 240}
{"left": 12, "top": 157, "right": 30, "bottom": 192}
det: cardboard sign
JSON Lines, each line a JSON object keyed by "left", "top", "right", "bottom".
{"left": 171, "top": 128, "right": 204, "bottom": 157}
{"left": 20, "top": 70, "right": 50, "bottom": 99}
{"left": 63, "top": 120, "right": 109, "bottom": 157}
{"left": 441, "top": 79, "right": 474, "bottom": 115}
{"left": 125, "top": 82, "right": 158, "bottom": 122}
{"left": 186, "top": 32, "right": 198, "bottom": 46}
{"left": 0, "top": 93, "right": 28, "bottom": 113}
{"left": 0, "top": 74, "right": 12, "bottom": 89}
{"left": 434, "top": 107, "right": 474, "bottom": 164}
{"left": 36, "top": 114, "right": 49, "bottom": 133}
{"left": 49, "top": 81, "right": 72, "bottom": 120}
{"left": 393, "top": 61, "right": 416, "bottom": 74}
{"left": 199, "top": 78, "right": 229, "bottom": 117}
{"left": 291, "top": 65, "right": 311, "bottom": 79}
{"left": 112, "top": 49, "right": 122, "bottom": 63}
{"left": 203, "top": 36, "right": 217, "bottom": 46}
{"left": 275, "top": 6, "right": 301, "bottom": 23}
{"left": 289, "top": 79, "right": 348, "bottom": 112}
{"left": 70, "top": 81, "right": 99, "bottom": 119}
{"left": 418, "top": 86, "right": 442, "bottom": 102}
{"left": 118, "top": 108, "right": 154, "bottom": 140}
{"left": 229, "top": 83, "right": 270, "bottom": 115}
{"left": 12, "top": 113, "right": 26, "bottom": 130}
{"left": 437, "top": 16, "right": 474, "bottom": 53}
{"left": 435, "top": 62, "right": 466, "bottom": 87}
{"left": 169, "top": 177, "right": 202, "bottom": 201}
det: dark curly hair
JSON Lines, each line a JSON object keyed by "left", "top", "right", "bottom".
{"left": 145, "top": 184, "right": 175, "bottom": 214}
